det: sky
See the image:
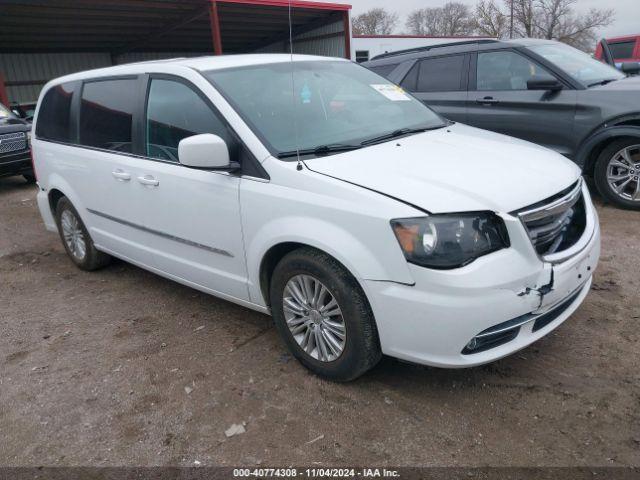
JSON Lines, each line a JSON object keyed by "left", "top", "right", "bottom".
{"left": 337, "top": 0, "right": 639, "bottom": 39}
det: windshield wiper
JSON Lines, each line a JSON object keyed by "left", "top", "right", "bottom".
{"left": 360, "top": 125, "right": 445, "bottom": 146}
{"left": 277, "top": 143, "right": 362, "bottom": 159}
{"left": 587, "top": 78, "right": 618, "bottom": 88}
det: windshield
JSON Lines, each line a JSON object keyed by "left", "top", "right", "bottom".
{"left": 205, "top": 60, "right": 446, "bottom": 157}
{"left": 527, "top": 43, "right": 624, "bottom": 87}
{"left": 0, "top": 103, "right": 12, "bottom": 119}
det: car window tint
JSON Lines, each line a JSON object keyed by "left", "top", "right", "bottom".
{"left": 368, "top": 64, "right": 398, "bottom": 78}
{"left": 416, "top": 55, "right": 465, "bottom": 92}
{"left": 608, "top": 41, "right": 635, "bottom": 59}
{"left": 477, "top": 51, "right": 555, "bottom": 91}
{"left": 36, "top": 83, "right": 74, "bottom": 142}
{"left": 145, "top": 79, "right": 233, "bottom": 163}
{"left": 79, "top": 79, "right": 136, "bottom": 152}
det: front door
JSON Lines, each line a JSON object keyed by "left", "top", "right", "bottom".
{"left": 135, "top": 76, "right": 249, "bottom": 301}
{"left": 466, "top": 49, "right": 577, "bottom": 156}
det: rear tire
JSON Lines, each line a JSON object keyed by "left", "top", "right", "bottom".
{"left": 594, "top": 139, "right": 640, "bottom": 210}
{"left": 23, "top": 173, "right": 36, "bottom": 184}
{"left": 269, "top": 247, "right": 381, "bottom": 382}
{"left": 55, "top": 197, "right": 111, "bottom": 271}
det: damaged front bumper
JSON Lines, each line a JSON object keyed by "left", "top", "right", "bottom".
{"left": 362, "top": 195, "right": 601, "bottom": 368}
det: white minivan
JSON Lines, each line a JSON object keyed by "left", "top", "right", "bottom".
{"left": 32, "top": 55, "right": 600, "bottom": 381}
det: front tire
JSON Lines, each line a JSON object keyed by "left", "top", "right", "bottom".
{"left": 55, "top": 197, "right": 111, "bottom": 271}
{"left": 594, "top": 139, "right": 640, "bottom": 210}
{"left": 269, "top": 247, "right": 381, "bottom": 382}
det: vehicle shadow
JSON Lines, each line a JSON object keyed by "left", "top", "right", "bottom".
{"left": 0, "top": 175, "right": 37, "bottom": 194}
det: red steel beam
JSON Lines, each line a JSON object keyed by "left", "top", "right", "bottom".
{"left": 208, "top": 0, "right": 223, "bottom": 55}
{"left": 217, "top": 0, "right": 351, "bottom": 11}
{"left": 342, "top": 10, "right": 350, "bottom": 59}
{"left": 0, "top": 73, "right": 10, "bottom": 106}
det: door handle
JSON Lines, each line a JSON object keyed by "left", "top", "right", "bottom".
{"left": 137, "top": 175, "right": 159, "bottom": 187}
{"left": 112, "top": 169, "right": 131, "bottom": 181}
{"left": 476, "top": 96, "right": 500, "bottom": 105}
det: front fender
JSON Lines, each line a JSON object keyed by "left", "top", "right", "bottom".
{"left": 245, "top": 216, "right": 414, "bottom": 307}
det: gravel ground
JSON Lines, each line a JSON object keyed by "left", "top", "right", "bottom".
{"left": 0, "top": 175, "right": 638, "bottom": 467}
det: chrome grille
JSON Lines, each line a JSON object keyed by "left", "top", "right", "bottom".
{"left": 515, "top": 180, "right": 587, "bottom": 257}
{"left": 0, "top": 132, "right": 27, "bottom": 154}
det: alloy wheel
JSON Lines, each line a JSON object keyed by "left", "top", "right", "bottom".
{"left": 607, "top": 145, "right": 640, "bottom": 202}
{"left": 60, "top": 210, "right": 87, "bottom": 260}
{"left": 282, "top": 274, "right": 346, "bottom": 362}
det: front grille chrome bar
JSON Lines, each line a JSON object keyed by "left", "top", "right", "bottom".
{"left": 517, "top": 179, "right": 583, "bottom": 223}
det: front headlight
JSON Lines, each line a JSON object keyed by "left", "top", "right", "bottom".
{"left": 391, "top": 212, "right": 510, "bottom": 269}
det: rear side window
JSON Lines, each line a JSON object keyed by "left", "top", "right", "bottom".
{"left": 36, "top": 83, "right": 74, "bottom": 142}
{"left": 405, "top": 55, "right": 466, "bottom": 92}
{"left": 368, "top": 64, "right": 397, "bottom": 77}
{"left": 79, "top": 78, "right": 137, "bottom": 152}
{"left": 608, "top": 41, "right": 635, "bottom": 59}
{"left": 145, "top": 78, "right": 235, "bottom": 162}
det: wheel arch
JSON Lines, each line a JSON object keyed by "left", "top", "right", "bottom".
{"left": 249, "top": 217, "right": 414, "bottom": 309}
{"left": 577, "top": 125, "right": 640, "bottom": 176}
{"left": 41, "top": 174, "right": 94, "bottom": 236}
{"left": 48, "top": 188, "right": 66, "bottom": 215}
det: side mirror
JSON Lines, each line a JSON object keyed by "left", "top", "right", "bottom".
{"left": 178, "top": 133, "right": 238, "bottom": 170}
{"left": 527, "top": 77, "right": 563, "bottom": 91}
{"left": 621, "top": 62, "right": 640, "bottom": 75}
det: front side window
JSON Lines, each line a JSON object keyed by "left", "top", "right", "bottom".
{"left": 477, "top": 51, "right": 555, "bottom": 91}
{"left": 79, "top": 79, "right": 137, "bottom": 152}
{"left": 145, "top": 79, "right": 233, "bottom": 162}
{"left": 415, "top": 55, "right": 466, "bottom": 92}
{"left": 205, "top": 61, "right": 445, "bottom": 157}
{"left": 35, "top": 83, "right": 74, "bottom": 142}
{"left": 527, "top": 43, "right": 624, "bottom": 87}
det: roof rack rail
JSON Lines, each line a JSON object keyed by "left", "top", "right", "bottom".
{"left": 369, "top": 39, "right": 499, "bottom": 61}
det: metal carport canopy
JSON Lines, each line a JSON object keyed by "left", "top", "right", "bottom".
{"left": 0, "top": 0, "right": 352, "bottom": 55}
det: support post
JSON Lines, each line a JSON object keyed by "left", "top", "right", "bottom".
{"left": 209, "top": 0, "right": 223, "bottom": 55}
{"left": 0, "top": 73, "right": 9, "bottom": 107}
{"left": 342, "top": 11, "right": 351, "bottom": 60}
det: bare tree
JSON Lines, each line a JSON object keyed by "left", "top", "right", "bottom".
{"left": 352, "top": 8, "right": 398, "bottom": 35}
{"left": 474, "top": 0, "right": 509, "bottom": 38}
{"left": 406, "top": 2, "right": 474, "bottom": 36}
{"left": 500, "top": 0, "right": 614, "bottom": 51}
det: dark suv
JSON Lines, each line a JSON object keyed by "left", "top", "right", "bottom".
{"left": 364, "top": 38, "right": 640, "bottom": 209}
{"left": 0, "top": 101, "right": 34, "bottom": 183}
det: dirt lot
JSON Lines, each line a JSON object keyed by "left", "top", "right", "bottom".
{"left": 0, "top": 175, "right": 638, "bottom": 467}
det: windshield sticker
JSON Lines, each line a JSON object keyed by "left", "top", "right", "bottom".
{"left": 370, "top": 84, "right": 410, "bottom": 101}
{"left": 300, "top": 82, "right": 312, "bottom": 104}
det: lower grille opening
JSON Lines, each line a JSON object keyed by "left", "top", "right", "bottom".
{"left": 532, "top": 285, "right": 584, "bottom": 332}
{"left": 462, "top": 282, "right": 587, "bottom": 355}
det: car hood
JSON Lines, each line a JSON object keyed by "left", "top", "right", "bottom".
{"left": 0, "top": 115, "right": 30, "bottom": 131}
{"left": 305, "top": 123, "right": 581, "bottom": 213}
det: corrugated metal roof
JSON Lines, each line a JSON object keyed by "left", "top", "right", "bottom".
{"left": 0, "top": 53, "right": 111, "bottom": 103}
